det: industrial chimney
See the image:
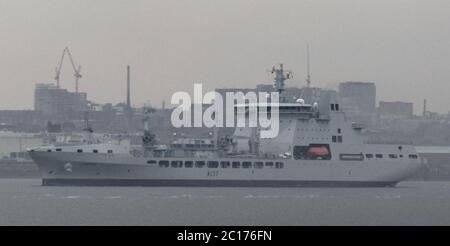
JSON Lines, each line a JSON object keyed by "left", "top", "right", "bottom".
{"left": 423, "top": 99, "right": 427, "bottom": 117}
{"left": 127, "top": 65, "right": 131, "bottom": 108}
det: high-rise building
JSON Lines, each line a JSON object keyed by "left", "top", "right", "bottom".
{"left": 378, "top": 101, "right": 413, "bottom": 119}
{"left": 34, "top": 83, "right": 87, "bottom": 116}
{"left": 338, "top": 81, "right": 376, "bottom": 113}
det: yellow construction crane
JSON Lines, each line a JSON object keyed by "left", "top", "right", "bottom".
{"left": 54, "top": 47, "right": 82, "bottom": 92}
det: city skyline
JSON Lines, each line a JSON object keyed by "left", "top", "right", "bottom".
{"left": 0, "top": 0, "right": 449, "bottom": 114}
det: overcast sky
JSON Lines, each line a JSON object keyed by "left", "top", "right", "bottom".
{"left": 0, "top": 0, "right": 449, "bottom": 114}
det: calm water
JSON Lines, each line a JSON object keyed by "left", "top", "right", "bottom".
{"left": 1, "top": 179, "right": 450, "bottom": 225}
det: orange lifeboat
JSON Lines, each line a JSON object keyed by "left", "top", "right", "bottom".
{"left": 307, "top": 146, "right": 329, "bottom": 157}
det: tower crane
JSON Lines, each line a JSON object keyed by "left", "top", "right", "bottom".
{"left": 54, "top": 47, "right": 82, "bottom": 93}
{"left": 54, "top": 49, "right": 66, "bottom": 88}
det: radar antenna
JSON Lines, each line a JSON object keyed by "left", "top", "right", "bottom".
{"left": 271, "top": 63, "right": 292, "bottom": 93}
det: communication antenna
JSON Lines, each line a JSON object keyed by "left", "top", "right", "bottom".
{"left": 306, "top": 44, "right": 311, "bottom": 88}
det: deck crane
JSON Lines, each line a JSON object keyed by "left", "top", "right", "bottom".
{"left": 54, "top": 47, "right": 82, "bottom": 92}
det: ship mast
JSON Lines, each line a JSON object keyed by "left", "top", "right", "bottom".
{"left": 299, "top": 44, "right": 313, "bottom": 103}
{"left": 306, "top": 44, "right": 311, "bottom": 88}
{"left": 271, "top": 63, "right": 292, "bottom": 93}
{"left": 142, "top": 107, "right": 156, "bottom": 151}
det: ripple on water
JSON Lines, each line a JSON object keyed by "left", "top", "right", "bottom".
{"left": 64, "top": 195, "right": 81, "bottom": 199}
{"left": 106, "top": 196, "right": 122, "bottom": 199}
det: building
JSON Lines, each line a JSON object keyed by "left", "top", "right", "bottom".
{"left": 378, "top": 101, "right": 413, "bottom": 119}
{"left": 338, "top": 81, "right": 376, "bottom": 113}
{"left": 34, "top": 83, "right": 88, "bottom": 116}
{"left": 0, "top": 110, "right": 45, "bottom": 132}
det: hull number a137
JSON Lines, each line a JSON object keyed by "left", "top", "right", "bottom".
{"left": 207, "top": 170, "right": 219, "bottom": 177}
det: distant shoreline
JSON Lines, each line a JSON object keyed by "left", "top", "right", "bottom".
{"left": 0, "top": 161, "right": 39, "bottom": 178}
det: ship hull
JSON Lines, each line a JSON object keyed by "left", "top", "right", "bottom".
{"left": 29, "top": 151, "right": 421, "bottom": 187}
{"left": 41, "top": 178, "right": 397, "bottom": 187}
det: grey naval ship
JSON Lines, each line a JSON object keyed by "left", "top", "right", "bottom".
{"left": 28, "top": 65, "right": 422, "bottom": 187}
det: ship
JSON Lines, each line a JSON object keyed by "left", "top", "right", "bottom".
{"left": 27, "top": 64, "right": 422, "bottom": 187}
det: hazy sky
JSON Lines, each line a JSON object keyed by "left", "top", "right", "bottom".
{"left": 0, "top": 0, "right": 449, "bottom": 114}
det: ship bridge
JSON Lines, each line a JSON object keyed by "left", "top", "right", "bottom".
{"left": 234, "top": 102, "right": 319, "bottom": 116}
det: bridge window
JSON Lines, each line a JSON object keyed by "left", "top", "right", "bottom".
{"left": 331, "top": 104, "right": 335, "bottom": 111}
{"left": 159, "top": 160, "right": 169, "bottom": 167}
{"left": 195, "top": 161, "right": 205, "bottom": 168}
{"left": 365, "top": 154, "right": 374, "bottom": 159}
{"left": 254, "top": 162, "right": 263, "bottom": 169}
{"left": 375, "top": 154, "right": 383, "bottom": 158}
{"left": 232, "top": 162, "right": 240, "bottom": 168}
{"left": 332, "top": 136, "right": 337, "bottom": 143}
{"left": 77, "top": 149, "right": 83, "bottom": 153}
{"left": 171, "top": 161, "right": 182, "bottom": 168}
{"left": 265, "top": 162, "right": 274, "bottom": 167}
{"left": 220, "top": 161, "right": 230, "bottom": 168}
{"left": 337, "top": 136, "right": 343, "bottom": 143}
{"left": 408, "top": 154, "right": 418, "bottom": 159}
{"left": 207, "top": 161, "right": 219, "bottom": 168}
{"left": 93, "top": 149, "right": 98, "bottom": 153}
{"left": 275, "top": 162, "right": 284, "bottom": 169}
{"left": 388, "top": 154, "right": 398, "bottom": 159}
{"left": 184, "top": 161, "right": 193, "bottom": 168}
{"left": 147, "top": 160, "right": 156, "bottom": 164}
{"left": 55, "top": 148, "right": 62, "bottom": 152}
{"left": 107, "top": 150, "right": 113, "bottom": 154}
{"left": 242, "top": 162, "right": 252, "bottom": 169}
